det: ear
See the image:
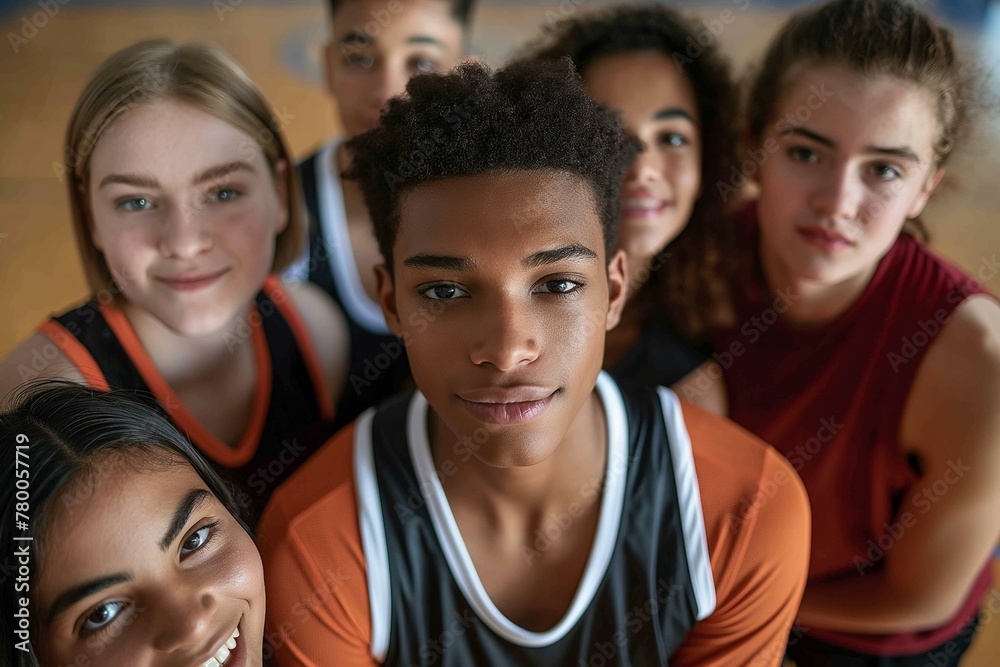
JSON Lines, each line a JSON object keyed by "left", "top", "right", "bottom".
{"left": 375, "top": 263, "right": 403, "bottom": 336}
{"left": 273, "top": 159, "right": 290, "bottom": 235}
{"left": 323, "top": 41, "right": 339, "bottom": 97}
{"left": 906, "top": 167, "right": 944, "bottom": 220}
{"left": 605, "top": 249, "right": 628, "bottom": 332}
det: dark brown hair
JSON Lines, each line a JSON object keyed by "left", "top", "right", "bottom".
{"left": 516, "top": 4, "right": 739, "bottom": 339}
{"left": 748, "top": 0, "right": 972, "bottom": 168}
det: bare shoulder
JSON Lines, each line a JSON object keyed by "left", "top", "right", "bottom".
{"left": 0, "top": 333, "right": 87, "bottom": 402}
{"left": 913, "top": 295, "right": 1000, "bottom": 397}
{"left": 281, "top": 280, "right": 350, "bottom": 407}
{"left": 901, "top": 295, "right": 1000, "bottom": 460}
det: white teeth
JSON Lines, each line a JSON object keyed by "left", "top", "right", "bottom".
{"left": 201, "top": 625, "right": 239, "bottom": 667}
{"left": 623, "top": 198, "right": 662, "bottom": 209}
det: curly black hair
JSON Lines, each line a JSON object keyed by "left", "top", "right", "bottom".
{"left": 345, "top": 58, "right": 641, "bottom": 272}
{"left": 327, "top": 0, "right": 476, "bottom": 28}
{"left": 515, "top": 4, "right": 739, "bottom": 339}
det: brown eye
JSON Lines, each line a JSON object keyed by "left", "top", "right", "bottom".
{"left": 180, "top": 521, "right": 219, "bottom": 556}
{"left": 81, "top": 601, "right": 126, "bottom": 634}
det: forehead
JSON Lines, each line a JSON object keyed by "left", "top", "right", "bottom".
{"left": 35, "top": 460, "right": 208, "bottom": 611}
{"left": 396, "top": 171, "right": 604, "bottom": 265}
{"left": 331, "top": 0, "right": 464, "bottom": 46}
{"left": 88, "top": 100, "right": 265, "bottom": 183}
{"left": 582, "top": 51, "right": 699, "bottom": 124}
{"left": 774, "top": 65, "right": 938, "bottom": 152}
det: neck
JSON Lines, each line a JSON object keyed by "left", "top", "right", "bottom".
{"left": 431, "top": 390, "right": 608, "bottom": 521}
{"left": 120, "top": 300, "right": 256, "bottom": 381}
{"left": 758, "top": 242, "right": 879, "bottom": 328}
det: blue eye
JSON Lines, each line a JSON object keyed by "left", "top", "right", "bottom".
{"left": 659, "top": 132, "right": 688, "bottom": 148}
{"left": 412, "top": 57, "right": 438, "bottom": 74}
{"left": 81, "top": 601, "right": 127, "bottom": 634}
{"left": 210, "top": 187, "right": 240, "bottom": 203}
{"left": 119, "top": 197, "right": 153, "bottom": 212}
{"left": 537, "top": 279, "right": 582, "bottom": 295}
{"left": 420, "top": 284, "right": 468, "bottom": 301}
{"left": 180, "top": 522, "right": 218, "bottom": 556}
{"left": 872, "top": 164, "right": 902, "bottom": 181}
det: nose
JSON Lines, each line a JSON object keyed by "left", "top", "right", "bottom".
{"left": 369, "top": 63, "right": 411, "bottom": 112}
{"left": 809, "top": 166, "right": 864, "bottom": 221}
{"left": 469, "top": 295, "right": 540, "bottom": 372}
{"left": 624, "top": 143, "right": 664, "bottom": 186}
{"left": 150, "top": 584, "right": 219, "bottom": 654}
{"left": 159, "top": 203, "right": 211, "bottom": 260}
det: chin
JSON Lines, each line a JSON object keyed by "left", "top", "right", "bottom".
{"left": 156, "top": 308, "right": 245, "bottom": 338}
{"left": 473, "top": 432, "right": 561, "bottom": 468}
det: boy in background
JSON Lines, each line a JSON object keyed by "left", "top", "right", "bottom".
{"left": 289, "top": 0, "right": 474, "bottom": 430}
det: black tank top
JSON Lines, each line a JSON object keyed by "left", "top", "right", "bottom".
{"left": 46, "top": 279, "right": 334, "bottom": 524}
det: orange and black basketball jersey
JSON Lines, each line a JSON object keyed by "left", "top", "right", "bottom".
{"left": 356, "top": 373, "right": 715, "bottom": 665}
{"left": 39, "top": 277, "right": 335, "bottom": 524}
{"left": 259, "top": 372, "right": 811, "bottom": 666}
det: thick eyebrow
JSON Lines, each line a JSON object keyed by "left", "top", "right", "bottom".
{"left": 98, "top": 161, "right": 255, "bottom": 190}
{"left": 653, "top": 107, "right": 697, "bottom": 125}
{"left": 192, "top": 161, "right": 256, "bottom": 186}
{"left": 403, "top": 254, "right": 475, "bottom": 271}
{"left": 781, "top": 127, "right": 920, "bottom": 163}
{"left": 522, "top": 244, "right": 598, "bottom": 268}
{"left": 781, "top": 126, "right": 835, "bottom": 148}
{"left": 160, "top": 489, "right": 212, "bottom": 551}
{"left": 407, "top": 35, "right": 446, "bottom": 48}
{"left": 339, "top": 31, "right": 446, "bottom": 49}
{"left": 98, "top": 172, "right": 158, "bottom": 189}
{"left": 47, "top": 574, "right": 132, "bottom": 624}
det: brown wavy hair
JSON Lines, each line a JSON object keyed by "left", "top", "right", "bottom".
{"left": 515, "top": 4, "right": 740, "bottom": 339}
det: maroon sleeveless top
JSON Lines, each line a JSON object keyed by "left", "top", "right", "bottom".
{"left": 714, "top": 204, "right": 993, "bottom": 654}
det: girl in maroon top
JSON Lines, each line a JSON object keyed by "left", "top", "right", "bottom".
{"left": 711, "top": 0, "right": 1000, "bottom": 663}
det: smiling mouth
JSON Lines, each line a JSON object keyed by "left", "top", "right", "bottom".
{"left": 458, "top": 391, "right": 557, "bottom": 425}
{"left": 201, "top": 624, "right": 239, "bottom": 667}
{"left": 622, "top": 198, "right": 671, "bottom": 218}
{"left": 156, "top": 268, "right": 229, "bottom": 292}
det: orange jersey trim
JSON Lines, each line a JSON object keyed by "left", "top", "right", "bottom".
{"left": 263, "top": 276, "right": 334, "bottom": 422}
{"left": 99, "top": 301, "right": 271, "bottom": 467}
{"left": 37, "top": 320, "right": 111, "bottom": 392}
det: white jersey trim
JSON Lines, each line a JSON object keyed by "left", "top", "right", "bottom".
{"left": 354, "top": 408, "right": 392, "bottom": 661}
{"left": 656, "top": 387, "right": 717, "bottom": 620}
{"left": 285, "top": 139, "right": 391, "bottom": 335}
{"left": 406, "top": 371, "right": 629, "bottom": 648}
